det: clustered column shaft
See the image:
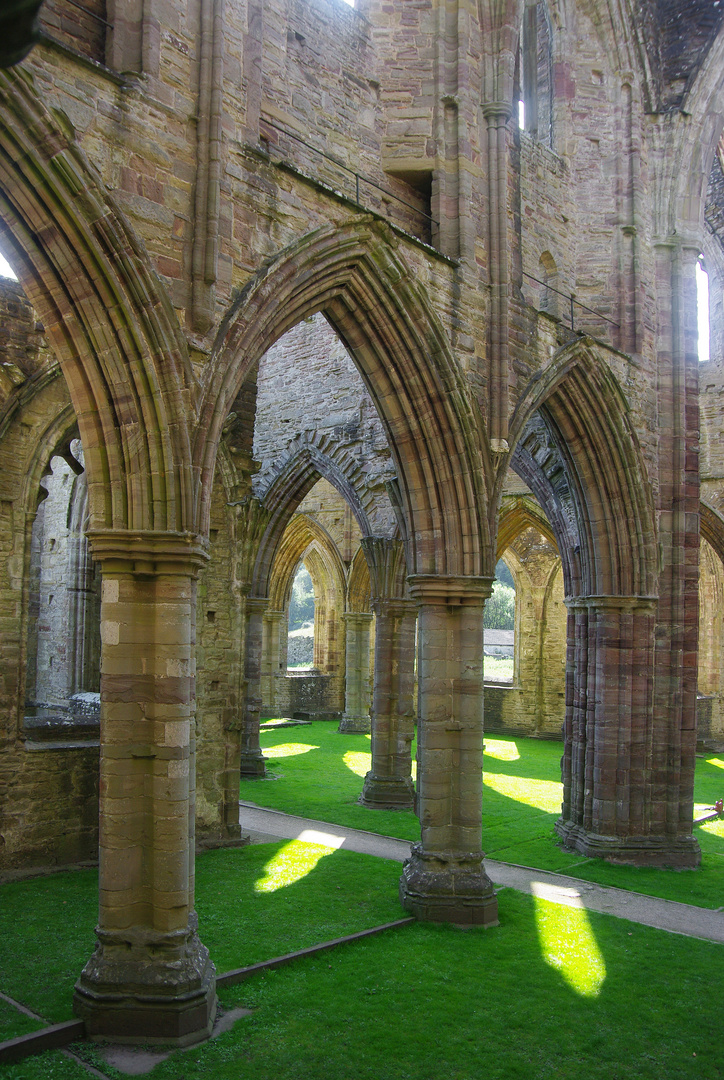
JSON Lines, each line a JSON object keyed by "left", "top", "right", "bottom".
{"left": 360, "top": 598, "right": 417, "bottom": 810}
{"left": 240, "top": 596, "right": 268, "bottom": 777}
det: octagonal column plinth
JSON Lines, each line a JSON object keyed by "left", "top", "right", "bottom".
{"left": 399, "top": 576, "right": 498, "bottom": 927}
{"left": 360, "top": 599, "right": 416, "bottom": 810}
{"left": 240, "top": 597, "right": 268, "bottom": 777}
{"left": 338, "top": 612, "right": 373, "bottom": 733}
{"left": 74, "top": 532, "right": 216, "bottom": 1046}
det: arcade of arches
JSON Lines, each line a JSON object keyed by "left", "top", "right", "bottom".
{"left": 1, "top": 0, "right": 724, "bottom": 1047}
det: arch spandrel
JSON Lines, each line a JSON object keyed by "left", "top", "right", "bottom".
{"left": 0, "top": 70, "right": 197, "bottom": 535}
{"left": 196, "top": 218, "right": 492, "bottom": 577}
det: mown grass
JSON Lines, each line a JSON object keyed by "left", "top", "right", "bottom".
{"left": 2, "top": 729, "right": 722, "bottom": 1078}
{"left": 3, "top": 871, "right": 722, "bottom": 1080}
{"left": 251, "top": 722, "right": 724, "bottom": 908}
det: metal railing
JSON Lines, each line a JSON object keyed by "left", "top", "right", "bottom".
{"left": 260, "top": 117, "right": 437, "bottom": 235}
{"left": 522, "top": 271, "right": 620, "bottom": 331}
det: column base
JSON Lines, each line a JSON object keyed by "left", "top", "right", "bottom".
{"left": 360, "top": 772, "right": 414, "bottom": 810}
{"left": 73, "top": 914, "right": 217, "bottom": 1046}
{"left": 555, "top": 818, "right": 702, "bottom": 868}
{"left": 338, "top": 714, "right": 371, "bottom": 734}
{"left": 196, "top": 823, "right": 250, "bottom": 852}
{"left": 240, "top": 752, "right": 266, "bottom": 778}
{"left": 399, "top": 843, "right": 499, "bottom": 927}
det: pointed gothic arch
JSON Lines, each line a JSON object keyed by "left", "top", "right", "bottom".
{"left": 0, "top": 70, "right": 196, "bottom": 534}
{"left": 507, "top": 337, "right": 657, "bottom": 599}
{"left": 195, "top": 217, "right": 492, "bottom": 576}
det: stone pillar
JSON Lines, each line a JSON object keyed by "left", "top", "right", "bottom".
{"left": 240, "top": 596, "right": 267, "bottom": 777}
{"left": 73, "top": 531, "right": 216, "bottom": 1046}
{"left": 556, "top": 595, "right": 700, "bottom": 866}
{"left": 338, "top": 612, "right": 372, "bottom": 733}
{"left": 399, "top": 576, "right": 498, "bottom": 927}
{"left": 360, "top": 599, "right": 417, "bottom": 809}
{"left": 261, "top": 610, "right": 285, "bottom": 716}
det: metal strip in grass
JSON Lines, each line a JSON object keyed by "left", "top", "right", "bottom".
{"left": 216, "top": 917, "right": 416, "bottom": 988}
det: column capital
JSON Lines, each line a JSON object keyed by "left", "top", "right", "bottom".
{"left": 263, "top": 608, "right": 287, "bottom": 622}
{"left": 342, "top": 610, "right": 374, "bottom": 626}
{"left": 245, "top": 595, "right": 269, "bottom": 616}
{"left": 86, "top": 530, "right": 209, "bottom": 577}
{"left": 565, "top": 594, "right": 658, "bottom": 613}
{"left": 481, "top": 101, "right": 513, "bottom": 122}
{"left": 371, "top": 597, "right": 417, "bottom": 620}
{"left": 407, "top": 575, "right": 494, "bottom": 607}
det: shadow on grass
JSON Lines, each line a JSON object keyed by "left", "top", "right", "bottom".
{"left": 2, "top": 840, "right": 724, "bottom": 1080}
{"left": 0, "top": 843, "right": 406, "bottom": 1039}
{"left": 255, "top": 723, "right": 724, "bottom": 909}
{"left": 77, "top": 889, "right": 724, "bottom": 1080}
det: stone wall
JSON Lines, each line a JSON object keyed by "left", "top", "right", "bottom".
{"left": 273, "top": 670, "right": 339, "bottom": 720}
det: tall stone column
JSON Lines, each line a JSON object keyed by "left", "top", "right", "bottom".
{"left": 399, "top": 576, "right": 498, "bottom": 927}
{"left": 73, "top": 532, "right": 216, "bottom": 1046}
{"left": 261, "top": 610, "right": 285, "bottom": 716}
{"left": 360, "top": 598, "right": 417, "bottom": 809}
{"left": 338, "top": 612, "right": 373, "bottom": 733}
{"left": 240, "top": 596, "right": 267, "bottom": 777}
{"left": 557, "top": 594, "right": 700, "bottom": 866}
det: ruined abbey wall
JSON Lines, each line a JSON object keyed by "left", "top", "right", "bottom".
{"left": 1, "top": 0, "right": 724, "bottom": 1039}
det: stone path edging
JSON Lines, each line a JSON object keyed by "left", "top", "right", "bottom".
{"left": 238, "top": 800, "right": 724, "bottom": 944}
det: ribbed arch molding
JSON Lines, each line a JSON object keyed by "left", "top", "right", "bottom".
{"left": 260, "top": 435, "right": 372, "bottom": 536}
{"left": 197, "top": 218, "right": 492, "bottom": 575}
{"left": 347, "top": 547, "right": 372, "bottom": 613}
{"left": 701, "top": 501, "right": 724, "bottom": 567}
{"left": 508, "top": 339, "right": 657, "bottom": 598}
{"left": 267, "top": 514, "right": 347, "bottom": 614}
{"left": 0, "top": 70, "right": 196, "bottom": 534}
{"left": 496, "top": 495, "right": 558, "bottom": 559}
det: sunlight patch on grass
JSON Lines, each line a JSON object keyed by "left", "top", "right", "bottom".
{"left": 706, "top": 757, "right": 724, "bottom": 770}
{"left": 699, "top": 818, "right": 724, "bottom": 839}
{"left": 484, "top": 739, "right": 520, "bottom": 762}
{"left": 344, "top": 750, "right": 371, "bottom": 777}
{"left": 484, "top": 772, "right": 562, "bottom": 813}
{"left": 254, "top": 840, "right": 334, "bottom": 893}
{"left": 263, "top": 742, "right": 320, "bottom": 758}
{"left": 533, "top": 892, "right": 606, "bottom": 997}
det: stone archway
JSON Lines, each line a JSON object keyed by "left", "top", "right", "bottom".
{"left": 0, "top": 73, "right": 215, "bottom": 1044}
{"left": 508, "top": 339, "right": 698, "bottom": 867}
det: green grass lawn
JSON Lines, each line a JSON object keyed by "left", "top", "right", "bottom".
{"left": 1, "top": 727, "right": 722, "bottom": 1078}
{"left": 251, "top": 721, "right": 724, "bottom": 908}
{"left": 1, "top": 845, "right": 722, "bottom": 1080}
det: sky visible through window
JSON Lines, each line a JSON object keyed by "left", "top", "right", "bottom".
{"left": 697, "top": 260, "right": 710, "bottom": 363}
{"left": 0, "top": 252, "right": 16, "bottom": 280}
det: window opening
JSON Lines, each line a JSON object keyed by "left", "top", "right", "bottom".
{"left": 697, "top": 256, "right": 710, "bottom": 363}
{"left": 484, "top": 559, "right": 515, "bottom": 684}
{"left": 0, "top": 251, "right": 17, "bottom": 280}
{"left": 287, "top": 564, "right": 315, "bottom": 670}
